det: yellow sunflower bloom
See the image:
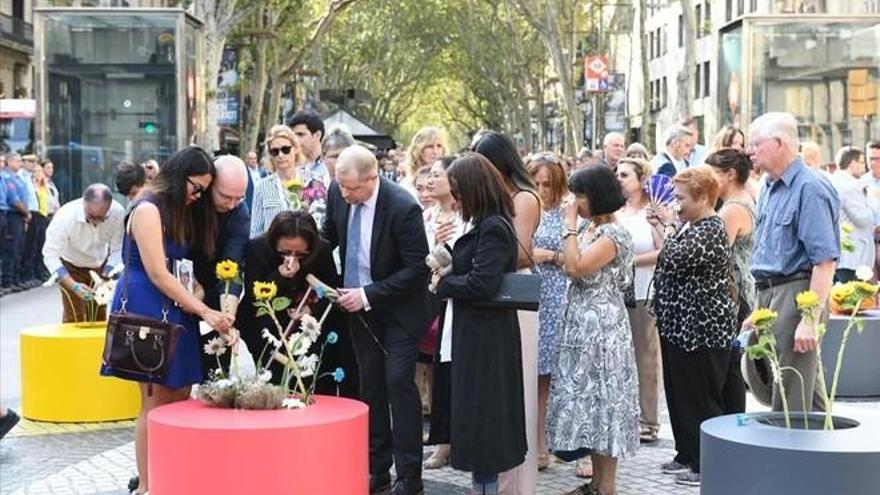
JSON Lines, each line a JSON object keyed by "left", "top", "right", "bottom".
{"left": 254, "top": 281, "right": 278, "bottom": 301}
{"left": 853, "top": 281, "right": 879, "bottom": 297}
{"left": 215, "top": 260, "right": 239, "bottom": 281}
{"left": 795, "top": 290, "right": 820, "bottom": 310}
{"left": 831, "top": 283, "right": 855, "bottom": 304}
{"left": 748, "top": 308, "right": 777, "bottom": 328}
{"left": 841, "top": 222, "right": 854, "bottom": 234}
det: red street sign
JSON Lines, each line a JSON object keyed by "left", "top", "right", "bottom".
{"left": 585, "top": 55, "right": 609, "bottom": 93}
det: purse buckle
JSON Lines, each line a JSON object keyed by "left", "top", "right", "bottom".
{"left": 139, "top": 326, "right": 150, "bottom": 340}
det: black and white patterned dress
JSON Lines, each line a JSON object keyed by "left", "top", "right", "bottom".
{"left": 545, "top": 222, "right": 640, "bottom": 458}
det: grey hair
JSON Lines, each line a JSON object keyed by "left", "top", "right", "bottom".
{"left": 83, "top": 183, "right": 112, "bottom": 204}
{"left": 603, "top": 132, "right": 625, "bottom": 147}
{"left": 323, "top": 125, "right": 356, "bottom": 153}
{"left": 750, "top": 112, "right": 799, "bottom": 151}
{"left": 5, "top": 153, "right": 21, "bottom": 161}
{"left": 335, "top": 145, "right": 378, "bottom": 178}
{"left": 665, "top": 126, "right": 693, "bottom": 146}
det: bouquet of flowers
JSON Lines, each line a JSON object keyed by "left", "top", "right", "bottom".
{"left": 45, "top": 269, "right": 117, "bottom": 326}
{"left": 198, "top": 261, "right": 345, "bottom": 410}
{"left": 284, "top": 177, "right": 306, "bottom": 211}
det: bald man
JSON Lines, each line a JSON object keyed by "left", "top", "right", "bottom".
{"left": 322, "top": 145, "right": 430, "bottom": 495}
{"left": 42, "top": 184, "right": 125, "bottom": 322}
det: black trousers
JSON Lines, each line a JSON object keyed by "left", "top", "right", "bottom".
{"left": 661, "top": 338, "right": 730, "bottom": 473}
{"left": 21, "top": 211, "right": 47, "bottom": 281}
{"left": 351, "top": 312, "right": 423, "bottom": 481}
{"left": 834, "top": 268, "right": 857, "bottom": 284}
{"left": 2, "top": 212, "right": 25, "bottom": 287}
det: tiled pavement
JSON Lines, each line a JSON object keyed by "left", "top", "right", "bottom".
{"left": 2, "top": 287, "right": 878, "bottom": 494}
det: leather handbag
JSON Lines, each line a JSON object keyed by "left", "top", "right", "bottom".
{"left": 474, "top": 217, "right": 541, "bottom": 312}
{"left": 101, "top": 212, "right": 183, "bottom": 392}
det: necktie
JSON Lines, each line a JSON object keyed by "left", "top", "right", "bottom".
{"left": 344, "top": 203, "right": 364, "bottom": 287}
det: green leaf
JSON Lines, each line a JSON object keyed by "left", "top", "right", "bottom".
{"left": 256, "top": 307, "right": 270, "bottom": 318}
{"left": 272, "top": 297, "right": 291, "bottom": 312}
{"left": 855, "top": 318, "right": 865, "bottom": 333}
{"left": 815, "top": 323, "right": 828, "bottom": 338}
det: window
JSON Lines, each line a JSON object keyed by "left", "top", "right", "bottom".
{"left": 678, "top": 14, "right": 684, "bottom": 47}
{"left": 695, "top": 64, "right": 702, "bottom": 99}
{"left": 650, "top": 31, "right": 656, "bottom": 59}
{"left": 662, "top": 27, "right": 667, "bottom": 54}
{"left": 662, "top": 77, "right": 668, "bottom": 109}
{"left": 705, "top": 2, "right": 712, "bottom": 34}
{"left": 726, "top": 0, "right": 732, "bottom": 22}
{"left": 696, "top": 4, "right": 703, "bottom": 37}
{"left": 749, "top": 0, "right": 757, "bottom": 12}
{"left": 703, "top": 61, "right": 711, "bottom": 97}
{"left": 738, "top": 0, "right": 744, "bottom": 16}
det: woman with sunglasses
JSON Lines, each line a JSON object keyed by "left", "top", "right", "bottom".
{"left": 524, "top": 152, "right": 568, "bottom": 472}
{"left": 107, "top": 146, "right": 234, "bottom": 495}
{"left": 615, "top": 157, "right": 663, "bottom": 444}
{"left": 249, "top": 125, "right": 307, "bottom": 238}
{"left": 237, "top": 210, "right": 358, "bottom": 397}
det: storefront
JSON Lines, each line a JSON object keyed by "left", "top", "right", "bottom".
{"left": 32, "top": 7, "right": 203, "bottom": 200}
{"left": 720, "top": 14, "right": 880, "bottom": 158}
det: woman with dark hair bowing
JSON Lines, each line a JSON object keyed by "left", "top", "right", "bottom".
{"left": 105, "top": 146, "right": 235, "bottom": 495}
{"left": 434, "top": 153, "right": 526, "bottom": 495}
{"left": 236, "top": 210, "right": 357, "bottom": 397}
{"left": 546, "top": 165, "right": 639, "bottom": 495}
{"left": 472, "top": 131, "right": 541, "bottom": 493}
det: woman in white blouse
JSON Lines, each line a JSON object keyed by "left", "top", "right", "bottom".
{"left": 249, "top": 125, "right": 306, "bottom": 238}
{"left": 615, "top": 157, "right": 664, "bottom": 443}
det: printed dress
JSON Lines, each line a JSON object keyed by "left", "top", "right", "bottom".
{"left": 545, "top": 222, "right": 640, "bottom": 458}
{"left": 533, "top": 207, "right": 568, "bottom": 375}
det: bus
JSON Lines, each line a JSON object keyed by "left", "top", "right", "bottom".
{"left": 0, "top": 98, "right": 35, "bottom": 155}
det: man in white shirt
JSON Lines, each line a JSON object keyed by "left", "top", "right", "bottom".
{"left": 42, "top": 184, "right": 125, "bottom": 323}
{"left": 832, "top": 147, "right": 875, "bottom": 282}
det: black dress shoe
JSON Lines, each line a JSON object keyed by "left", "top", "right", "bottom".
{"left": 0, "top": 409, "right": 20, "bottom": 440}
{"left": 370, "top": 473, "right": 391, "bottom": 495}
{"left": 390, "top": 478, "right": 424, "bottom": 495}
{"left": 128, "top": 475, "right": 139, "bottom": 493}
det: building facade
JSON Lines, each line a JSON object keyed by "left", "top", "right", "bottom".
{"left": 1, "top": 0, "right": 34, "bottom": 99}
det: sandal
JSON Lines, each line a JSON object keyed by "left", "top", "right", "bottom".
{"left": 424, "top": 444, "right": 450, "bottom": 469}
{"left": 538, "top": 452, "right": 553, "bottom": 471}
{"left": 565, "top": 484, "right": 603, "bottom": 495}
{"left": 575, "top": 457, "right": 593, "bottom": 479}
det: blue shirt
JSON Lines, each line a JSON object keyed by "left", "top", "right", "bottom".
{"left": 751, "top": 157, "right": 840, "bottom": 279}
{"left": 18, "top": 169, "right": 39, "bottom": 212}
{"left": 0, "top": 173, "right": 7, "bottom": 211}
{"left": 2, "top": 170, "right": 26, "bottom": 211}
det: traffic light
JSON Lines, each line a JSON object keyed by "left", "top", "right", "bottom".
{"left": 139, "top": 122, "right": 158, "bottom": 135}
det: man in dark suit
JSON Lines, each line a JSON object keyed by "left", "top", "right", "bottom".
{"left": 322, "top": 145, "right": 430, "bottom": 495}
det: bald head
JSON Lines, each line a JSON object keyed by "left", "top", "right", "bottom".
{"left": 212, "top": 155, "right": 248, "bottom": 213}
{"left": 82, "top": 184, "right": 113, "bottom": 225}
{"left": 335, "top": 145, "right": 379, "bottom": 204}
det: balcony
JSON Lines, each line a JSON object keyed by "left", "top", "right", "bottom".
{"left": 0, "top": 13, "right": 34, "bottom": 52}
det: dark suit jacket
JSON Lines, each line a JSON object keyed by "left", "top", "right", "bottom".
{"left": 322, "top": 177, "right": 431, "bottom": 335}
{"left": 193, "top": 202, "right": 251, "bottom": 309}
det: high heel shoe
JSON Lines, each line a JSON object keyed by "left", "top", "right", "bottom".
{"left": 423, "top": 444, "right": 450, "bottom": 469}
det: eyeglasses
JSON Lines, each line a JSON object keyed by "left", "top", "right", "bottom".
{"left": 187, "top": 177, "right": 206, "bottom": 196}
{"left": 215, "top": 188, "right": 245, "bottom": 204}
{"left": 269, "top": 146, "right": 293, "bottom": 157}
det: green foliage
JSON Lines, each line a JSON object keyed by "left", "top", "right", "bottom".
{"left": 272, "top": 297, "right": 292, "bottom": 312}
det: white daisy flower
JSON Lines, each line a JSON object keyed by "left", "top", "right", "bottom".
{"left": 258, "top": 370, "right": 272, "bottom": 383}
{"left": 289, "top": 334, "right": 313, "bottom": 356}
{"left": 856, "top": 265, "right": 874, "bottom": 282}
{"left": 94, "top": 282, "right": 116, "bottom": 306}
{"left": 89, "top": 270, "right": 103, "bottom": 286}
{"left": 297, "top": 354, "right": 319, "bottom": 377}
{"left": 203, "top": 337, "right": 227, "bottom": 356}
{"left": 261, "top": 328, "right": 282, "bottom": 348}
{"left": 282, "top": 397, "right": 306, "bottom": 409}
{"left": 299, "top": 314, "right": 321, "bottom": 340}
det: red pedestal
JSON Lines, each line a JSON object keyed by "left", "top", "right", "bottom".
{"left": 148, "top": 397, "right": 369, "bottom": 495}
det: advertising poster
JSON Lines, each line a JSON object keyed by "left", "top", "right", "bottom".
{"left": 217, "top": 47, "right": 240, "bottom": 126}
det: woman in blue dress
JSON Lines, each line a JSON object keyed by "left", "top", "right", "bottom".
{"left": 102, "top": 146, "right": 234, "bottom": 495}
{"left": 525, "top": 153, "right": 569, "bottom": 471}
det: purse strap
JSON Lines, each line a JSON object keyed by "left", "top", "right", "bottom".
{"left": 120, "top": 201, "right": 170, "bottom": 322}
{"left": 495, "top": 216, "right": 542, "bottom": 276}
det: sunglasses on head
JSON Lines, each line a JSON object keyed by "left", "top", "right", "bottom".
{"left": 186, "top": 177, "right": 205, "bottom": 195}
{"left": 269, "top": 146, "right": 293, "bottom": 157}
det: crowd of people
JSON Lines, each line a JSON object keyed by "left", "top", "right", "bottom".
{"left": 3, "top": 107, "right": 879, "bottom": 495}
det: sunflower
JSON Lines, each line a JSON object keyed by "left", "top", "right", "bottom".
{"left": 831, "top": 283, "right": 855, "bottom": 304}
{"left": 853, "top": 281, "right": 879, "bottom": 297}
{"left": 215, "top": 260, "right": 239, "bottom": 281}
{"left": 841, "top": 222, "right": 854, "bottom": 234}
{"left": 254, "top": 281, "right": 278, "bottom": 301}
{"left": 748, "top": 308, "right": 778, "bottom": 328}
{"left": 795, "top": 290, "right": 820, "bottom": 310}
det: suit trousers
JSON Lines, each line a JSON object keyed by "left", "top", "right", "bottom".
{"left": 661, "top": 339, "right": 729, "bottom": 473}
{"left": 350, "top": 312, "right": 423, "bottom": 481}
{"left": 60, "top": 260, "right": 107, "bottom": 323}
{"left": 1, "top": 212, "right": 25, "bottom": 287}
{"left": 627, "top": 301, "right": 662, "bottom": 434}
{"left": 756, "top": 278, "right": 825, "bottom": 413}
{"left": 21, "top": 211, "right": 46, "bottom": 281}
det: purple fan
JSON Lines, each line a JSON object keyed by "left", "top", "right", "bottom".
{"left": 646, "top": 174, "right": 675, "bottom": 205}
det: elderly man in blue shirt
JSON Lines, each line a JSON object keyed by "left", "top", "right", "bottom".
{"left": 748, "top": 112, "right": 840, "bottom": 413}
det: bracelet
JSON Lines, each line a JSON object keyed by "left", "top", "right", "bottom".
{"left": 563, "top": 231, "right": 577, "bottom": 240}
{"left": 552, "top": 250, "right": 560, "bottom": 264}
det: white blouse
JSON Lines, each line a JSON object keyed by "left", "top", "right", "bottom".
{"left": 618, "top": 208, "right": 657, "bottom": 301}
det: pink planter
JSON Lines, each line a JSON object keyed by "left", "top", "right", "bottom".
{"left": 148, "top": 396, "right": 369, "bottom": 494}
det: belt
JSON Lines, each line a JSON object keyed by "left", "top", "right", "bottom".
{"left": 754, "top": 270, "right": 812, "bottom": 290}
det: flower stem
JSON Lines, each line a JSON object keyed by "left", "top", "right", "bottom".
{"left": 828, "top": 300, "right": 861, "bottom": 430}
{"left": 779, "top": 366, "right": 808, "bottom": 429}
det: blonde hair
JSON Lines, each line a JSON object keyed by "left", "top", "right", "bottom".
{"left": 264, "top": 124, "right": 305, "bottom": 167}
{"left": 405, "top": 127, "right": 447, "bottom": 175}
{"left": 673, "top": 166, "right": 720, "bottom": 206}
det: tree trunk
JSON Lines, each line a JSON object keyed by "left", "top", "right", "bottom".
{"left": 242, "top": 10, "right": 269, "bottom": 154}
{"left": 639, "top": 0, "right": 654, "bottom": 150}
{"left": 677, "top": 0, "right": 696, "bottom": 119}
{"left": 542, "top": 3, "right": 582, "bottom": 156}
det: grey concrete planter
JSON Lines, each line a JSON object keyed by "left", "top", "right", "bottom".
{"left": 701, "top": 412, "right": 880, "bottom": 495}
{"left": 822, "top": 314, "right": 880, "bottom": 397}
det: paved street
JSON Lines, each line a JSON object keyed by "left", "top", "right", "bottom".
{"left": 2, "top": 287, "right": 878, "bottom": 494}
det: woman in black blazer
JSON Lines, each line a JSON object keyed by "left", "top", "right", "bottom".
{"left": 435, "top": 153, "right": 526, "bottom": 494}
{"left": 236, "top": 210, "right": 358, "bottom": 397}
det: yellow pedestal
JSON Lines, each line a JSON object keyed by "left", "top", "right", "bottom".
{"left": 21, "top": 323, "right": 141, "bottom": 422}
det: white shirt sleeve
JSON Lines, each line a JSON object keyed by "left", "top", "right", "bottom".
{"left": 42, "top": 206, "right": 71, "bottom": 276}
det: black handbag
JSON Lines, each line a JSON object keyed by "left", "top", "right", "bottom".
{"left": 101, "top": 213, "right": 183, "bottom": 393}
{"left": 474, "top": 217, "right": 541, "bottom": 312}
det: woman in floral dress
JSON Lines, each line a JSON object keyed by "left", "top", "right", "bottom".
{"left": 546, "top": 165, "right": 640, "bottom": 495}
{"left": 526, "top": 153, "right": 569, "bottom": 470}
